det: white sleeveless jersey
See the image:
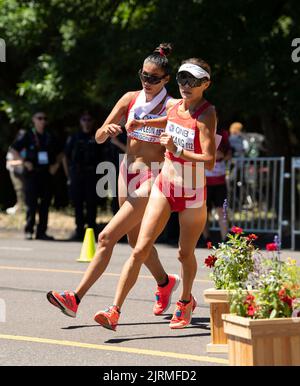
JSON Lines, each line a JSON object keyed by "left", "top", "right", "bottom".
{"left": 127, "top": 93, "right": 171, "bottom": 144}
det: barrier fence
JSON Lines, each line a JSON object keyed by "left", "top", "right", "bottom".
{"left": 208, "top": 157, "right": 285, "bottom": 242}
{"left": 291, "top": 157, "right": 300, "bottom": 250}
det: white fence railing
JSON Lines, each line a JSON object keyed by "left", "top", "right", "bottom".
{"left": 208, "top": 157, "right": 285, "bottom": 242}
{"left": 291, "top": 157, "right": 300, "bottom": 250}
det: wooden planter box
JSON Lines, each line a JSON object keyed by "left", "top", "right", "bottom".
{"left": 223, "top": 314, "right": 300, "bottom": 366}
{"left": 203, "top": 288, "right": 258, "bottom": 353}
{"left": 203, "top": 288, "right": 231, "bottom": 353}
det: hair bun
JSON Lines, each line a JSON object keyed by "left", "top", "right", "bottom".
{"left": 154, "top": 43, "right": 173, "bottom": 57}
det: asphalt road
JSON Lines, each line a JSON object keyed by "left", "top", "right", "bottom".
{"left": 0, "top": 235, "right": 298, "bottom": 367}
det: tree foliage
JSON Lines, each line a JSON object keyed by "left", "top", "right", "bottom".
{"left": 0, "top": 0, "right": 299, "bottom": 155}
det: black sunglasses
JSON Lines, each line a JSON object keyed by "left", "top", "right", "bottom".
{"left": 138, "top": 69, "right": 166, "bottom": 85}
{"left": 36, "top": 116, "right": 47, "bottom": 121}
{"left": 176, "top": 72, "right": 207, "bottom": 88}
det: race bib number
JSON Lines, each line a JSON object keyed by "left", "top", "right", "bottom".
{"left": 165, "top": 121, "right": 195, "bottom": 150}
{"left": 37, "top": 151, "right": 49, "bottom": 165}
{"left": 128, "top": 113, "right": 164, "bottom": 143}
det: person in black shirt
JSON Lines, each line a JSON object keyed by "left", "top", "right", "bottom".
{"left": 10, "top": 112, "right": 61, "bottom": 240}
{"left": 64, "top": 111, "right": 106, "bottom": 240}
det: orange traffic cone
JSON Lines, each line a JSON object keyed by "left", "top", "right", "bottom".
{"left": 77, "top": 228, "right": 96, "bottom": 262}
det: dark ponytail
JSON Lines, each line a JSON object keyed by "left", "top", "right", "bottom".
{"left": 144, "top": 43, "right": 173, "bottom": 75}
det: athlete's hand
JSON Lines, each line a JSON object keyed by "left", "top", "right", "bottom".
{"left": 125, "top": 119, "right": 144, "bottom": 132}
{"left": 160, "top": 133, "right": 177, "bottom": 153}
{"left": 105, "top": 124, "right": 123, "bottom": 137}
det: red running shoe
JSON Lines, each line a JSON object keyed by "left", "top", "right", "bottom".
{"left": 153, "top": 274, "right": 180, "bottom": 316}
{"left": 169, "top": 295, "right": 197, "bottom": 329}
{"left": 94, "top": 306, "right": 120, "bottom": 331}
{"left": 46, "top": 290, "right": 78, "bottom": 318}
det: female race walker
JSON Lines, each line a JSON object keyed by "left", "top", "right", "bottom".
{"left": 94, "top": 57, "right": 217, "bottom": 330}
{"left": 47, "top": 44, "right": 181, "bottom": 318}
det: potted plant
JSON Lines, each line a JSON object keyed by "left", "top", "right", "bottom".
{"left": 223, "top": 258, "right": 300, "bottom": 366}
{"left": 203, "top": 226, "right": 261, "bottom": 353}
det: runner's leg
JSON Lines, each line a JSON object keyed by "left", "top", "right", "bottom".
{"left": 113, "top": 186, "right": 171, "bottom": 308}
{"left": 75, "top": 195, "right": 150, "bottom": 299}
{"left": 127, "top": 224, "right": 167, "bottom": 285}
{"left": 177, "top": 204, "right": 207, "bottom": 301}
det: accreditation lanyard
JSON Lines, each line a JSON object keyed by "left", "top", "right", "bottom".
{"left": 32, "top": 128, "right": 49, "bottom": 165}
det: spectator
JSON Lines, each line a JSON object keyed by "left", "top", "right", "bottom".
{"left": 203, "top": 128, "right": 232, "bottom": 242}
{"left": 64, "top": 111, "right": 107, "bottom": 241}
{"left": 5, "top": 129, "right": 26, "bottom": 215}
{"left": 10, "top": 112, "right": 62, "bottom": 240}
{"left": 229, "top": 121, "right": 248, "bottom": 157}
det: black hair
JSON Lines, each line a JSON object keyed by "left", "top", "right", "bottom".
{"left": 144, "top": 43, "right": 173, "bottom": 75}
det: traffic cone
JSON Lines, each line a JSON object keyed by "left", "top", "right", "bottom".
{"left": 77, "top": 228, "right": 96, "bottom": 263}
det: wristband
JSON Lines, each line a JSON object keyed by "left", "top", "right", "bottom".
{"left": 173, "top": 145, "right": 183, "bottom": 158}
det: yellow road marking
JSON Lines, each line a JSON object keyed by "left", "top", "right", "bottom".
{"left": 0, "top": 334, "right": 228, "bottom": 365}
{"left": 0, "top": 266, "right": 212, "bottom": 283}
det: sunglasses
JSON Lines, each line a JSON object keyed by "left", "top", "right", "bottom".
{"left": 176, "top": 72, "right": 207, "bottom": 88}
{"left": 138, "top": 69, "right": 166, "bottom": 85}
{"left": 36, "top": 116, "right": 47, "bottom": 121}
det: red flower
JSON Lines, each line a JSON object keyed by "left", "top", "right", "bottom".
{"left": 247, "top": 305, "right": 256, "bottom": 316}
{"left": 266, "top": 243, "right": 278, "bottom": 251}
{"left": 278, "top": 288, "right": 294, "bottom": 308}
{"left": 205, "top": 255, "right": 217, "bottom": 268}
{"left": 282, "top": 296, "right": 293, "bottom": 308}
{"left": 231, "top": 226, "right": 243, "bottom": 234}
{"left": 207, "top": 241, "right": 213, "bottom": 249}
{"left": 244, "top": 294, "right": 255, "bottom": 304}
{"left": 278, "top": 288, "right": 286, "bottom": 298}
{"left": 247, "top": 234, "right": 258, "bottom": 241}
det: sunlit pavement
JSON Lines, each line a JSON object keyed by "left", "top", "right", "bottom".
{"left": 0, "top": 236, "right": 298, "bottom": 366}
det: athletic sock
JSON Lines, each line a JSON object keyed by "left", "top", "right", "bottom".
{"left": 74, "top": 292, "right": 81, "bottom": 305}
{"left": 158, "top": 274, "right": 169, "bottom": 288}
{"left": 179, "top": 299, "right": 190, "bottom": 305}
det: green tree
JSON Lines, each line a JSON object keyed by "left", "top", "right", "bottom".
{"left": 0, "top": 0, "right": 299, "bottom": 154}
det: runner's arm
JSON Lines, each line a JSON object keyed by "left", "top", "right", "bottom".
{"left": 125, "top": 98, "right": 178, "bottom": 132}
{"left": 95, "top": 92, "right": 136, "bottom": 144}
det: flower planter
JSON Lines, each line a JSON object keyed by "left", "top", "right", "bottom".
{"left": 203, "top": 288, "right": 231, "bottom": 353}
{"left": 222, "top": 314, "right": 300, "bottom": 366}
{"left": 203, "top": 288, "right": 258, "bottom": 353}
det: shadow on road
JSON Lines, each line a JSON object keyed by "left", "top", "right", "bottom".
{"left": 105, "top": 331, "right": 210, "bottom": 344}
{"left": 62, "top": 317, "right": 210, "bottom": 331}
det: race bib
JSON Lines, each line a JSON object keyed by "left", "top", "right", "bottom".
{"left": 128, "top": 113, "right": 164, "bottom": 144}
{"left": 38, "top": 151, "right": 49, "bottom": 165}
{"left": 165, "top": 121, "right": 195, "bottom": 150}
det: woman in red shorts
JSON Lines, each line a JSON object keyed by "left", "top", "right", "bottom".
{"left": 94, "top": 58, "right": 217, "bottom": 330}
{"left": 47, "top": 43, "right": 181, "bottom": 319}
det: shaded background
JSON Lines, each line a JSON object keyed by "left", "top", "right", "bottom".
{"left": 0, "top": 0, "right": 299, "bottom": 211}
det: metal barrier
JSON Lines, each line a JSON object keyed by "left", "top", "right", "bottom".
{"left": 208, "top": 157, "right": 285, "bottom": 241}
{"left": 291, "top": 158, "right": 300, "bottom": 250}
